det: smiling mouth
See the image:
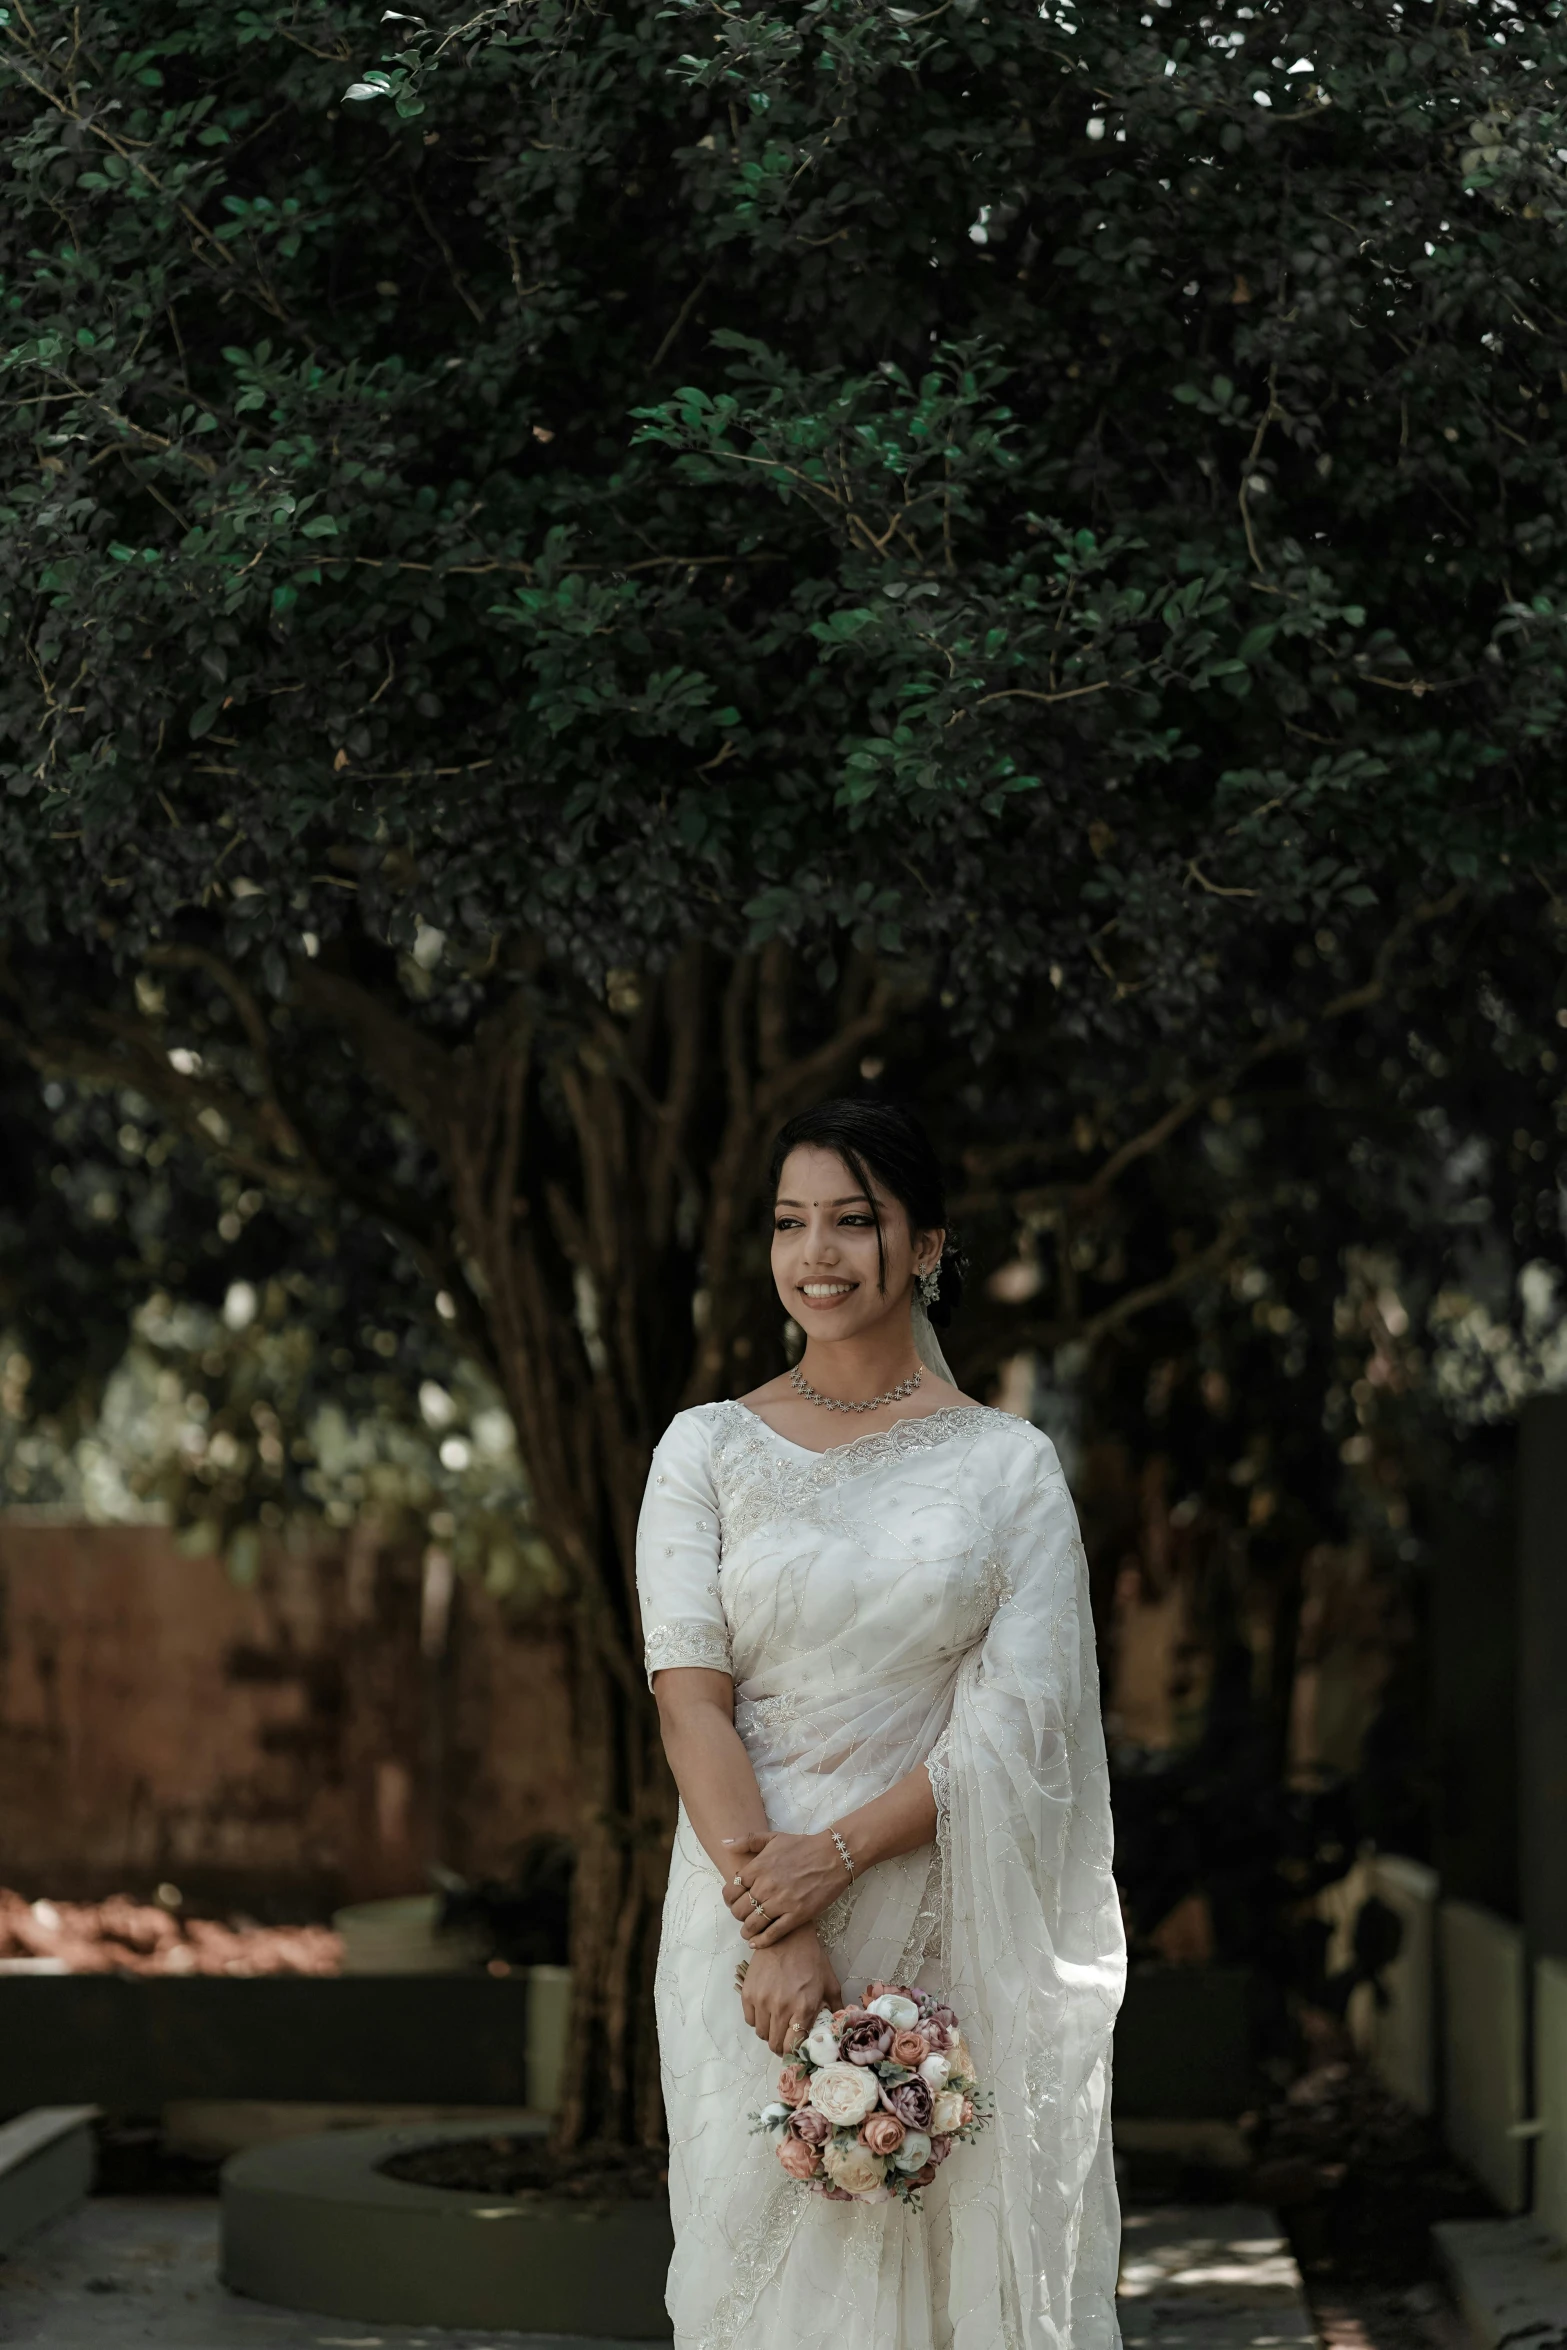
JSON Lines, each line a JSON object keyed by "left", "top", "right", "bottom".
{"left": 799, "top": 1281, "right": 857, "bottom": 1302}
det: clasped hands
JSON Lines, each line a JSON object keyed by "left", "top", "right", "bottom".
{"left": 721, "top": 1827, "right": 849, "bottom": 1949}
{"left": 724, "top": 1828, "right": 849, "bottom": 2055}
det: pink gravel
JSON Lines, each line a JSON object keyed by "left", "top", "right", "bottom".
{"left": 0, "top": 1887, "right": 342, "bottom": 1976}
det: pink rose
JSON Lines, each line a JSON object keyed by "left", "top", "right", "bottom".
{"left": 777, "top": 2134, "right": 822, "bottom": 2181}
{"left": 830, "top": 2004, "right": 868, "bottom": 2032}
{"left": 788, "top": 2108, "right": 831, "bottom": 2147}
{"left": 880, "top": 2075, "right": 934, "bottom": 2131}
{"left": 859, "top": 2112, "right": 906, "bottom": 2157}
{"left": 863, "top": 1981, "right": 892, "bottom": 2001}
{"left": 777, "top": 2065, "right": 810, "bottom": 2107}
{"left": 890, "top": 2029, "right": 929, "bottom": 2068}
{"left": 910, "top": 2161, "right": 937, "bottom": 2187}
{"left": 928, "top": 2133, "right": 953, "bottom": 2166}
{"left": 960, "top": 2096, "right": 975, "bottom": 2127}
{"left": 840, "top": 2015, "right": 893, "bottom": 2066}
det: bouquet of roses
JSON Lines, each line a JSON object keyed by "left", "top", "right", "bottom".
{"left": 750, "top": 1980, "right": 990, "bottom": 2206}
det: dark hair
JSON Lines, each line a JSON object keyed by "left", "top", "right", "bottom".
{"left": 766, "top": 1098, "right": 965, "bottom": 1329}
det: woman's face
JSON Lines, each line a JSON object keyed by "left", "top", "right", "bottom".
{"left": 770, "top": 1145, "right": 941, "bottom": 1343}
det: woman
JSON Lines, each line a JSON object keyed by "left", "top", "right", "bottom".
{"left": 636, "top": 1098, "right": 1125, "bottom": 2350}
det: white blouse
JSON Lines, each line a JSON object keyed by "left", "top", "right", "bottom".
{"left": 638, "top": 1400, "right": 1125, "bottom": 2350}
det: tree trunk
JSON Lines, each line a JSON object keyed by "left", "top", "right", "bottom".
{"left": 319, "top": 939, "right": 903, "bottom": 2147}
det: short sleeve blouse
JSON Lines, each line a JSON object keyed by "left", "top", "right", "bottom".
{"left": 635, "top": 1409, "right": 731, "bottom": 1684}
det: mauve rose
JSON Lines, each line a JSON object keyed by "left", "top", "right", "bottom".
{"left": 830, "top": 2005, "right": 868, "bottom": 2032}
{"left": 788, "top": 2108, "right": 831, "bottom": 2147}
{"left": 881, "top": 2075, "right": 934, "bottom": 2131}
{"left": 928, "top": 2134, "right": 953, "bottom": 2166}
{"left": 777, "top": 2135, "right": 822, "bottom": 2182}
{"left": 840, "top": 2016, "right": 893, "bottom": 2066}
{"left": 890, "top": 2029, "right": 929, "bottom": 2068}
{"left": 921, "top": 2016, "right": 951, "bottom": 2052}
{"left": 859, "top": 2112, "right": 906, "bottom": 2156}
{"left": 777, "top": 2064, "right": 810, "bottom": 2107}
{"left": 910, "top": 2161, "right": 937, "bottom": 2187}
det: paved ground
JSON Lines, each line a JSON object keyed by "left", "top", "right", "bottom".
{"left": 1117, "top": 2205, "right": 1319, "bottom": 2347}
{"left": 0, "top": 2196, "right": 1337, "bottom": 2350}
{"left": 0, "top": 2200, "right": 617, "bottom": 2350}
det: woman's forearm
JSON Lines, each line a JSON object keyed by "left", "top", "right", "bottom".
{"left": 654, "top": 1675, "right": 770, "bottom": 1880}
{"left": 722, "top": 1754, "right": 941, "bottom": 1948}
{"left": 833, "top": 1758, "right": 940, "bottom": 1873}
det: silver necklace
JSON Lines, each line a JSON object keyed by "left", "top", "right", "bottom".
{"left": 788, "top": 1362, "right": 922, "bottom": 1414}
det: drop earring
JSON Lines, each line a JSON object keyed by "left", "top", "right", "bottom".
{"left": 917, "top": 1263, "right": 941, "bottom": 1308}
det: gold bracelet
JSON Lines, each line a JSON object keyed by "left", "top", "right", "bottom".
{"left": 829, "top": 1826, "right": 855, "bottom": 1880}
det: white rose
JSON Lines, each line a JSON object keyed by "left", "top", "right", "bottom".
{"left": 803, "top": 2010, "right": 841, "bottom": 2069}
{"left": 892, "top": 2131, "right": 932, "bottom": 2172}
{"left": 759, "top": 2102, "right": 790, "bottom": 2129}
{"left": 866, "top": 1993, "right": 920, "bottom": 2029}
{"left": 931, "top": 2088, "right": 966, "bottom": 2134}
{"left": 808, "top": 2061, "right": 881, "bottom": 2128}
{"left": 918, "top": 2053, "right": 950, "bottom": 2090}
{"left": 822, "top": 2141, "right": 887, "bottom": 2196}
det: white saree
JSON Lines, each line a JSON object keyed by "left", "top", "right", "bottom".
{"left": 637, "top": 1401, "right": 1126, "bottom": 2350}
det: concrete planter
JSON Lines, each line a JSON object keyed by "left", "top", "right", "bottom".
{"left": 1113, "top": 1965, "right": 1260, "bottom": 2119}
{"left": 0, "top": 2107, "right": 97, "bottom": 2257}
{"left": 1534, "top": 1954, "right": 1567, "bottom": 2249}
{"left": 0, "top": 1971, "right": 535, "bottom": 2108}
{"left": 1440, "top": 1900, "right": 1527, "bottom": 2214}
{"left": 222, "top": 2119, "right": 674, "bottom": 2337}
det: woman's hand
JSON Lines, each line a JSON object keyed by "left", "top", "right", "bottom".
{"left": 740, "top": 1926, "right": 843, "bottom": 2056}
{"left": 722, "top": 1828, "right": 849, "bottom": 1948}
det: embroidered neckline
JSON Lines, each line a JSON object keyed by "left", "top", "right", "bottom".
{"left": 717, "top": 1398, "right": 993, "bottom": 1466}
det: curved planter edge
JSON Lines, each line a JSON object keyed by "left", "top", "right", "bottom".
{"left": 221, "top": 2119, "right": 674, "bottom": 2338}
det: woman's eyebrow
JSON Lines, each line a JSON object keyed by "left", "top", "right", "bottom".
{"left": 774, "top": 1194, "right": 874, "bottom": 1207}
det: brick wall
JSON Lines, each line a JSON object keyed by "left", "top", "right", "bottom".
{"left": 0, "top": 1521, "right": 577, "bottom": 1912}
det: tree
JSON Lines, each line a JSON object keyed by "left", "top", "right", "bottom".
{"left": 1, "top": 0, "right": 1563, "bottom": 2142}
